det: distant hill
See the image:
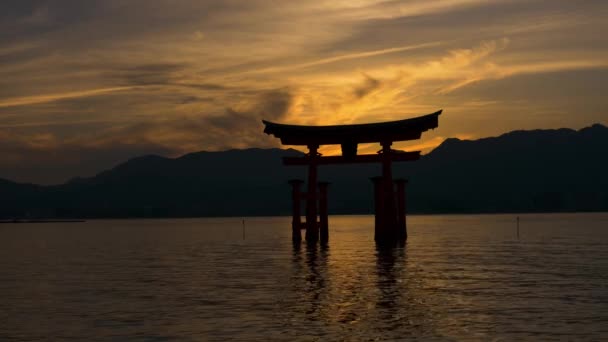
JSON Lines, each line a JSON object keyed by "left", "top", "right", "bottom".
{"left": 1, "top": 124, "right": 607, "bottom": 218}
{"left": 404, "top": 123, "right": 608, "bottom": 213}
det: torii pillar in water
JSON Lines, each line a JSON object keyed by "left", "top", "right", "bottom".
{"left": 262, "top": 110, "right": 442, "bottom": 244}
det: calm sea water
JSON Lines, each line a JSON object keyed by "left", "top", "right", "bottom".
{"left": 1, "top": 213, "right": 607, "bottom": 341}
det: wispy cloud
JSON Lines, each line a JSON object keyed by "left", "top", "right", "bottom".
{"left": 0, "top": 87, "right": 135, "bottom": 108}
{"left": 244, "top": 41, "right": 443, "bottom": 75}
{"left": 332, "top": 0, "right": 512, "bottom": 21}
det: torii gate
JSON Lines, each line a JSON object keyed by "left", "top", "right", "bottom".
{"left": 262, "top": 110, "right": 441, "bottom": 244}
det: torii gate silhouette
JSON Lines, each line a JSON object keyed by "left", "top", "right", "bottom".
{"left": 262, "top": 110, "right": 441, "bottom": 244}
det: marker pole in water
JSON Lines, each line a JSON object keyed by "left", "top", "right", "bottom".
{"left": 516, "top": 216, "right": 520, "bottom": 239}
{"left": 242, "top": 219, "right": 245, "bottom": 240}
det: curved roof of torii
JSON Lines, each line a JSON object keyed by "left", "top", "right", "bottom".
{"left": 262, "top": 110, "right": 442, "bottom": 146}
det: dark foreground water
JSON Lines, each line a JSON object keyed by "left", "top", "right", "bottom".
{"left": 1, "top": 213, "right": 607, "bottom": 341}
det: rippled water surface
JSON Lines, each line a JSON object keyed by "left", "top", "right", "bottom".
{"left": 1, "top": 213, "right": 608, "bottom": 341}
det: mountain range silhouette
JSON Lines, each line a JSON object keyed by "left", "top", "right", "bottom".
{"left": 1, "top": 124, "right": 607, "bottom": 218}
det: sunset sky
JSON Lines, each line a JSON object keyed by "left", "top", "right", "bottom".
{"left": 1, "top": 0, "right": 607, "bottom": 184}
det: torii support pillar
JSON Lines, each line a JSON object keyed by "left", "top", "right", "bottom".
{"left": 395, "top": 179, "right": 408, "bottom": 241}
{"left": 289, "top": 179, "right": 304, "bottom": 243}
{"left": 305, "top": 145, "right": 320, "bottom": 243}
{"left": 318, "top": 182, "right": 329, "bottom": 244}
{"left": 379, "top": 141, "right": 399, "bottom": 242}
{"left": 371, "top": 177, "right": 385, "bottom": 241}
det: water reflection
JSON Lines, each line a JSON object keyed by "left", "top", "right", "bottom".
{"left": 372, "top": 242, "right": 415, "bottom": 335}
{"left": 291, "top": 241, "right": 330, "bottom": 324}
{"left": 375, "top": 242, "right": 406, "bottom": 312}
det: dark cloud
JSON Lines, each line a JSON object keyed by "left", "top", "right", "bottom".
{"left": 110, "top": 63, "right": 184, "bottom": 86}
{"left": 166, "top": 88, "right": 292, "bottom": 149}
{"left": 101, "top": 63, "right": 232, "bottom": 92}
{"left": 353, "top": 74, "right": 381, "bottom": 99}
{"left": 0, "top": 0, "right": 289, "bottom": 49}
{"left": 329, "top": 0, "right": 608, "bottom": 55}
{"left": 0, "top": 88, "right": 293, "bottom": 184}
{"left": 0, "top": 1, "right": 108, "bottom": 45}
{"left": 177, "top": 83, "right": 230, "bottom": 91}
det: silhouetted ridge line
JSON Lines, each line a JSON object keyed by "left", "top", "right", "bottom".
{"left": 1, "top": 124, "right": 606, "bottom": 218}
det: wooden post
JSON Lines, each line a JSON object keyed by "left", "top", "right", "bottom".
{"left": 380, "top": 141, "right": 397, "bottom": 241}
{"left": 371, "top": 177, "right": 384, "bottom": 241}
{"left": 306, "top": 145, "right": 319, "bottom": 243}
{"left": 318, "top": 182, "right": 329, "bottom": 244}
{"left": 289, "top": 179, "right": 304, "bottom": 242}
{"left": 395, "top": 179, "right": 408, "bottom": 241}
